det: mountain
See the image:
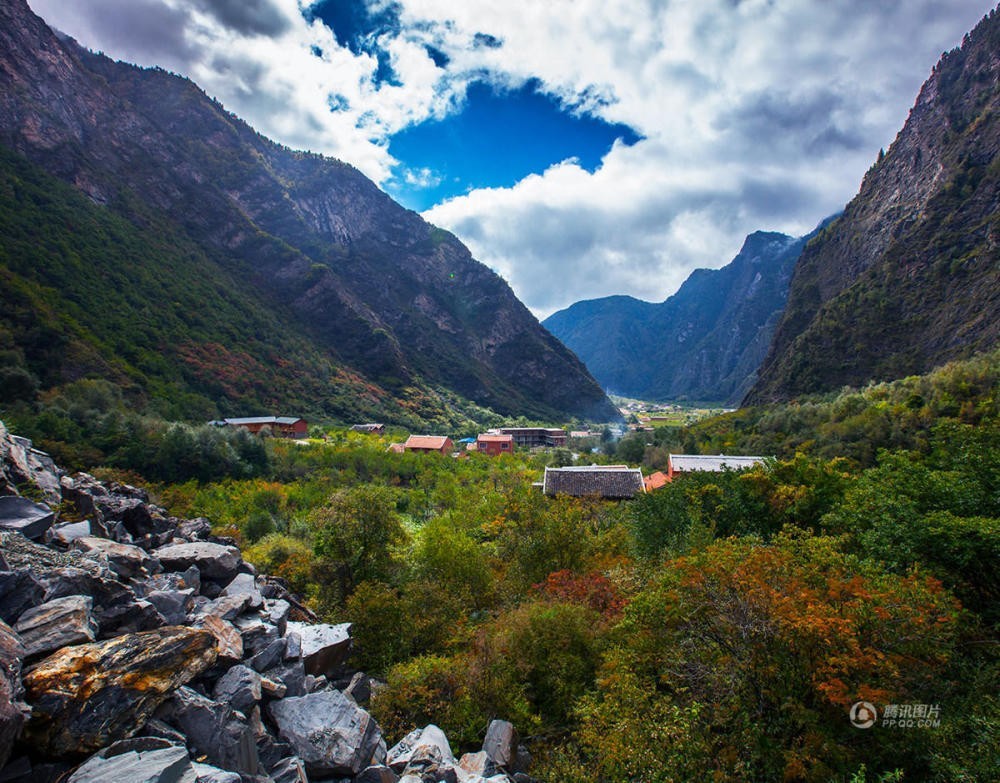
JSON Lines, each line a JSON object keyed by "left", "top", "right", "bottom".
{"left": 544, "top": 228, "right": 818, "bottom": 405}
{"left": 746, "top": 8, "right": 1000, "bottom": 404}
{"left": 0, "top": 0, "right": 618, "bottom": 425}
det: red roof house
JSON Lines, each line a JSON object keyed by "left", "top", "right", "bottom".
{"left": 403, "top": 435, "right": 454, "bottom": 455}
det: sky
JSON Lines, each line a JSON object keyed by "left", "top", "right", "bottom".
{"left": 29, "top": 0, "right": 997, "bottom": 318}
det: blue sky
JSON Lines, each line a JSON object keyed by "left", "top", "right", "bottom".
{"left": 29, "top": 0, "right": 999, "bottom": 317}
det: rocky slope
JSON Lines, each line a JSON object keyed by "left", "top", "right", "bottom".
{"left": 0, "top": 0, "right": 617, "bottom": 424}
{"left": 544, "top": 228, "right": 820, "bottom": 404}
{"left": 746, "top": 8, "right": 1000, "bottom": 404}
{"left": 0, "top": 420, "right": 532, "bottom": 782}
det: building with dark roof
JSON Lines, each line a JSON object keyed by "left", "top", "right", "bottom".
{"left": 497, "top": 427, "right": 567, "bottom": 448}
{"left": 542, "top": 466, "right": 645, "bottom": 499}
{"left": 351, "top": 423, "right": 385, "bottom": 435}
{"left": 221, "top": 416, "right": 308, "bottom": 438}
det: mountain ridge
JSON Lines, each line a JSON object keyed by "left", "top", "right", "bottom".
{"left": 745, "top": 7, "right": 1000, "bottom": 403}
{"left": 0, "top": 0, "right": 618, "bottom": 425}
{"left": 544, "top": 227, "right": 819, "bottom": 405}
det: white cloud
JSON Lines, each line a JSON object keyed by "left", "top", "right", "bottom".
{"left": 27, "top": 0, "right": 998, "bottom": 316}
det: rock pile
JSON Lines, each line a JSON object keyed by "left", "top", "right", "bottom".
{"left": 0, "top": 423, "right": 534, "bottom": 783}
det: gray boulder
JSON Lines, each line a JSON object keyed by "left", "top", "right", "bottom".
{"left": 249, "top": 637, "right": 286, "bottom": 673}
{"left": 213, "top": 665, "right": 263, "bottom": 716}
{"left": 14, "top": 595, "right": 98, "bottom": 658}
{"left": 50, "top": 520, "right": 99, "bottom": 546}
{"left": 0, "top": 619, "right": 29, "bottom": 769}
{"left": 267, "top": 690, "right": 383, "bottom": 777}
{"left": 67, "top": 737, "right": 196, "bottom": 783}
{"left": 0, "top": 425, "right": 62, "bottom": 505}
{"left": 483, "top": 720, "right": 521, "bottom": 772}
{"left": 386, "top": 725, "right": 455, "bottom": 771}
{"left": 285, "top": 621, "right": 351, "bottom": 677}
{"left": 0, "top": 496, "right": 54, "bottom": 540}
{"left": 145, "top": 589, "right": 194, "bottom": 625}
{"left": 190, "top": 763, "right": 242, "bottom": 783}
{"left": 356, "top": 765, "right": 399, "bottom": 783}
{"left": 0, "top": 568, "right": 45, "bottom": 624}
{"left": 154, "top": 542, "right": 242, "bottom": 581}
{"left": 155, "top": 686, "right": 259, "bottom": 775}
{"left": 74, "top": 536, "right": 158, "bottom": 579}
{"left": 221, "top": 573, "right": 263, "bottom": 609}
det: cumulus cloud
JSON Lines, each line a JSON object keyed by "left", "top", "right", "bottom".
{"left": 26, "top": 0, "right": 997, "bottom": 316}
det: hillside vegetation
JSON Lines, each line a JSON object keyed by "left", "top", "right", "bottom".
{"left": 98, "top": 349, "right": 999, "bottom": 782}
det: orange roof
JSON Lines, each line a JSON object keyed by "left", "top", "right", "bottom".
{"left": 404, "top": 435, "right": 451, "bottom": 450}
{"left": 644, "top": 471, "right": 670, "bottom": 491}
{"left": 387, "top": 442, "right": 405, "bottom": 453}
{"left": 477, "top": 434, "right": 513, "bottom": 443}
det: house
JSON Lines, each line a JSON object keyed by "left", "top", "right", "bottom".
{"left": 644, "top": 471, "right": 670, "bottom": 491}
{"left": 667, "top": 453, "right": 766, "bottom": 479}
{"left": 351, "top": 423, "right": 385, "bottom": 435}
{"left": 477, "top": 433, "right": 514, "bottom": 456}
{"left": 222, "top": 416, "right": 308, "bottom": 439}
{"left": 542, "top": 465, "right": 645, "bottom": 500}
{"left": 497, "top": 427, "right": 567, "bottom": 448}
{"left": 386, "top": 443, "right": 406, "bottom": 454}
{"left": 403, "top": 435, "right": 454, "bottom": 455}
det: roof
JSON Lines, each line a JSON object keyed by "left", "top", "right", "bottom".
{"left": 387, "top": 443, "right": 405, "bottom": 453}
{"left": 224, "top": 416, "right": 304, "bottom": 426}
{"left": 404, "top": 435, "right": 452, "bottom": 450}
{"left": 543, "top": 466, "right": 645, "bottom": 499}
{"left": 669, "top": 454, "right": 766, "bottom": 472}
{"left": 644, "top": 471, "right": 670, "bottom": 491}
{"left": 477, "top": 434, "right": 513, "bottom": 443}
{"left": 351, "top": 423, "right": 384, "bottom": 432}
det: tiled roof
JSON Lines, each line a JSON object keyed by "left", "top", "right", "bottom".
{"left": 543, "top": 466, "right": 645, "bottom": 499}
{"left": 478, "top": 434, "right": 513, "bottom": 443}
{"left": 644, "top": 471, "right": 670, "bottom": 490}
{"left": 669, "top": 454, "right": 766, "bottom": 472}
{"left": 404, "top": 435, "right": 451, "bottom": 450}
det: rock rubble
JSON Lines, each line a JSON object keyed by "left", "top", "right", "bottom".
{"left": 0, "top": 424, "right": 535, "bottom": 783}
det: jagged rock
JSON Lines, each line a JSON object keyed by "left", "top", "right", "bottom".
{"left": 0, "top": 531, "right": 111, "bottom": 579}
{"left": 387, "top": 725, "right": 455, "bottom": 772}
{"left": 22, "top": 626, "right": 217, "bottom": 757}
{"left": 267, "top": 757, "right": 307, "bottom": 783}
{"left": 176, "top": 518, "right": 211, "bottom": 541}
{"left": 0, "top": 620, "right": 29, "bottom": 769}
{"left": 74, "top": 537, "right": 158, "bottom": 579}
{"left": 155, "top": 542, "right": 242, "bottom": 581}
{"left": 50, "top": 520, "right": 99, "bottom": 546}
{"left": 285, "top": 621, "right": 351, "bottom": 677}
{"left": 34, "top": 567, "right": 163, "bottom": 637}
{"left": 235, "top": 617, "right": 280, "bottom": 655}
{"left": 265, "top": 599, "right": 290, "bottom": 636}
{"left": 195, "top": 615, "right": 244, "bottom": 661}
{"left": 259, "top": 675, "right": 286, "bottom": 699}
{"left": 0, "top": 426, "right": 62, "bottom": 506}
{"left": 221, "top": 573, "right": 263, "bottom": 609}
{"left": 214, "top": 665, "right": 263, "bottom": 716}
{"left": 155, "top": 687, "right": 259, "bottom": 775}
{"left": 145, "top": 589, "right": 194, "bottom": 625}
{"left": 14, "top": 595, "right": 98, "bottom": 658}
{"left": 268, "top": 662, "right": 306, "bottom": 698}
{"left": 0, "top": 497, "right": 54, "bottom": 540}
{"left": 458, "top": 752, "right": 495, "bottom": 779}
{"left": 356, "top": 765, "right": 399, "bottom": 783}
{"left": 267, "top": 690, "right": 383, "bottom": 777}
{"left": 250, "top": 638, "right": 286, "bottom": 673}
{"left": 283, "top": 631, "right": 301, "bottom": 660}
{"left": 344, "top": 672, "right": 375, "bottom": 705}
{"left": 0, "top": 569, "right": 45, "bottom": 624}
{"left": 140, "top": 567, "right": 201, "bottom": 597}
{"left": 190, "top": 763, "right": 241, "bottom": 783}
{"left": 483, "top": 720, "right": 521, "bottom": 772}
{"left": 199, "top": 593, "right": 250, "bottom": 621}
{"left": 66, "top": 737, "right": 196, "bottom": 783}
{"left": 139, "top": 718, "right": 188, "bottom": 746}
{"left": 94, "top": 496, "right": 174, "bottom": 546}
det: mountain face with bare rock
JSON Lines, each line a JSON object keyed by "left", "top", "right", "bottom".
{"left": 0, "top": 0, "right": 617, "bottom": 424}
{"left": 746, "top": 8, "right": 1000, "bottom": 404}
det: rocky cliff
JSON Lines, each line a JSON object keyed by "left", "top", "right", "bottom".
{"left": 544, "top": 228, "right": 820, "bottom": 404}
{"left": 746, "top": 8, "right": 1000, "bottom": 404}
{"left": 0, "top": 420, "right": 532, "bottom": 782}
{"left": 0, "top": 0, "right": 617, "bottom": 424}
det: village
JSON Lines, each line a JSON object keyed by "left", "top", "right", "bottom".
{"left": 212, "top": 416, "right": 766, "bottom": 501}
